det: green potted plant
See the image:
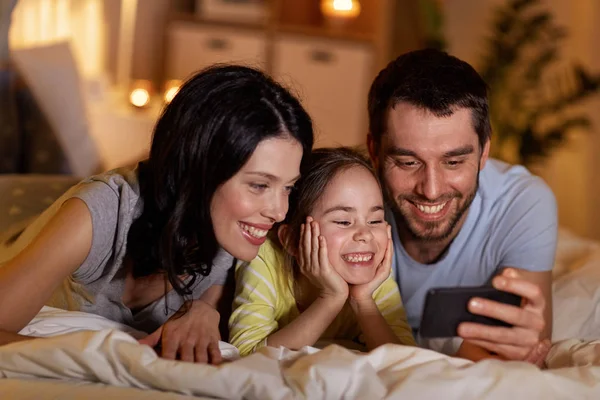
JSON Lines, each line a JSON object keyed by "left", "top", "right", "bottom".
{"left": 418, "top": 0, "right": 600, "bottom": 166}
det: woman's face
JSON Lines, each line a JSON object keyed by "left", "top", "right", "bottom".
{"left": 310, "top": 166, "right": 388, "bottom": 285}
{"left": 211, "top": 137, "right": 304, "bottom": 261}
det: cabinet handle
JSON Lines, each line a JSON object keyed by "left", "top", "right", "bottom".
{"left": 310, "top": 50, "right": 335, "bottom": 64}
{"left": 205, "top": 38, "right": 230, "bottom": 50}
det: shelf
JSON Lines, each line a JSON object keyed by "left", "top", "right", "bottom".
{"left": 275, "top": 23, "right": 374, "bottom": 43}
{"left": 168, "top": 11, "right": 267, "bottom": 32}
{"left": 168, "top": 11, "right": 374, "bottom": 43}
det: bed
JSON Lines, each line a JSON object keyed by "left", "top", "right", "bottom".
{"left": 1, "top": 178, "right": 600, "bottom": 399}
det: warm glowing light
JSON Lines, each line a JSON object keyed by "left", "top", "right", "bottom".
{"left": 163, "top": 80, "right": 182, "bottom": 104}
{"left": 320, "top": 0, "right": 361, "bottom": 19}
{"left": 130, "top": 88, "right": 150, "bottom": 108}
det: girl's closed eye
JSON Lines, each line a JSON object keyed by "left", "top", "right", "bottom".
{"left": 333, "top": 220, "right": 351, "bottom": 226}
{"left": 369, "top": 219, "right": 384, "bottom": 225}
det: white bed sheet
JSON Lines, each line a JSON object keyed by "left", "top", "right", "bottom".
{"left": 2, "top": 228, "right": 600, "bottom": 399}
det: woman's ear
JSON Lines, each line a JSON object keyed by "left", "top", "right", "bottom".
{"left": 278, "top": 224, "right": 298, "bottom": 257}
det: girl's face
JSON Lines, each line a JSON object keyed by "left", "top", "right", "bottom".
{"left": 311, "top": 166, "right": 388, "bottom": 285}
{"left": 211, "top": 137, "right": 303, "bottom": 261}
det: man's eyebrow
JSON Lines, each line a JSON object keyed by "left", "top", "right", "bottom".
{"left": 444, "top": 145, "right": 474, "bottom": 158}
{"left": 385, "top": 146, "right": 417, "bottom": 157}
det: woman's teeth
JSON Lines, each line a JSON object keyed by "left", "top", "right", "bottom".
{"left": 342, "top": 253, "right": 373, "bottom": 263}
{"left": 240, "top": 223, "right": 268, "bottom": 238}
{"left": 416, "top": 202, "right": 446, "bottom": 214}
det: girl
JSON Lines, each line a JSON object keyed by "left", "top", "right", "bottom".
{"left": 229, "top": 147, "right": 415, "bottom": 356}
{"left": 0, "top": 65, "right": 314, "bottom": 364}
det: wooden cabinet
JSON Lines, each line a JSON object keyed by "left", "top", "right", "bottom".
{"left": 272, "top": 35, "right": 373, "bottom": 148}
{"left": 165, "top": 22, "right": 267, "bottom": 80}
{"left": 163, "top": 0, "right": 396, "bottom": 148}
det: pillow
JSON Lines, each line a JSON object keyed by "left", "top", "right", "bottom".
{"left": 10, "top": 41, "right": 101, "bottom": 176}
{"left": 553, "top": 228, "right": 600, "bottom": 280}
{"left": 0, "top": 174, "right": 79, "bottom": 235}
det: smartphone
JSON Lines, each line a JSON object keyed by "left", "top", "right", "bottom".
{"left": 419, "top": 286, "right": 522, "bottom": 338}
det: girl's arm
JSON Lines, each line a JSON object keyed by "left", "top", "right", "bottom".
{"left": 350, "top": 277, "right": 416, "bottom": 350}
{"left": 350, "top": 296, "right": 402, "bottom": 350}
{"left": 266, "top": 219, "right": 348, "bottom": 350}
{"left": 348, "top": 226, "right": 416, "bottom": 350}
{"left": 0, "top": 198, "right": 93, "bottom": 332}
{"left": 229, "top": 257, "right": 345, "bottom": 354}
{"left": 264, "top": 294, "right": 345, "bottom": 350}
{"left": 228, "top": 234, "right": 347, "bottom": 355}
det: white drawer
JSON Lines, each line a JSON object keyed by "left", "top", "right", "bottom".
{"left": 272, "top": 35, "right": 374, "bottom": 148}
{"left": 165, "top": 22, "right": 267, "bottom": 80}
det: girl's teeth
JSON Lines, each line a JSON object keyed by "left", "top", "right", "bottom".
{"left": 344, "top": 254, "right": 373, "bottom": 262}
{"left": 240, "top": 223, "right": 268, "bottom": 238}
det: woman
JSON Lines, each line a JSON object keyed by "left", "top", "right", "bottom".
{"left": 0, "top": 65, "right": 314, "bottom": 364}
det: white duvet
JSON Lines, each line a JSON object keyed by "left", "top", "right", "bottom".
{"left": 1, "top": 229, "right": 600, "bottom": 399}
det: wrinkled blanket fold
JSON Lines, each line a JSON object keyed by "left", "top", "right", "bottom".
{"left": 1, "top": 329, "right": 600, "bottom": 399}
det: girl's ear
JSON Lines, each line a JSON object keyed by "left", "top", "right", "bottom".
{"left": 278, "top": 224, "right": 298, "bottom": 257}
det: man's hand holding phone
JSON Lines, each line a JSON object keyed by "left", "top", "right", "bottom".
{"left": 457, "top": 268, "right": 550, "bottom": 365}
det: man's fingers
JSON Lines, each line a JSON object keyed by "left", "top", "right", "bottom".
{"left": 458, "top": 322, "right": 539, "bottom": 348}
{"left": 494, "top": 271, "right": 545, "bottom": 310}
{"left": 208, "top": 341, "right": 222, "bottom": 365}
{"left": 523, "top": 339, "right": 551, "bottom": 368}
{"left": 467, "top": 297, "right": 545, "bottom": 332}
{"left": 463, "top": 339, "right": 530, "bottom": 361}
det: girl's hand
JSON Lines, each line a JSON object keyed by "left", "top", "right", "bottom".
{"left": 349, "top": 224, "right": 393, "bottom": 303}
{"left": 138, "top": 299, "right": 222, "bottom": 364}
{"left": 298, "top": 217, "right": 348, "bottom": 301}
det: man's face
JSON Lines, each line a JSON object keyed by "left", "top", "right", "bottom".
{"left": 370, "top": 102, "right": 489, "bottom": 242}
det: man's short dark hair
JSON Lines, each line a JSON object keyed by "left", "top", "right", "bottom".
{"left": 368, "top": 48, "right": 491, "bottom": 150}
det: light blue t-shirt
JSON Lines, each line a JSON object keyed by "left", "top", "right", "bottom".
{"left": 387, "top": 159, "right": 558, "bottom": 331}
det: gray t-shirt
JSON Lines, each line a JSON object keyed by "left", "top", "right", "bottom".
{"left": 1, "top": 167, "right": 234, "bottom": 333}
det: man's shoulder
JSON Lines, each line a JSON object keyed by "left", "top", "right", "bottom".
{"left": 479, "top": 158, "right": 555, "bottom": 207}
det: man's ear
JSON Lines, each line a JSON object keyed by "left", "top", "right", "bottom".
{"left": 367, "top": 133, "right": 379, "bottom": 170}
{"left": 480, "top": 138, "right": 491, "bottom": 170}
{"left": 278, "top": 224, "right": 298, "bottom": 257}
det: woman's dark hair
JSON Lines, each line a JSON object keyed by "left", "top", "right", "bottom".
{"left": 127, "top": 64, "right": 313, "bottom": 296}
{"left": 278, "top": 147, "right": 380, "bottom": 288}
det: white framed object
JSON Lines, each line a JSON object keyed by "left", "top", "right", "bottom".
{"left": 196, "top": 0, "right": 267, "bottom": 23}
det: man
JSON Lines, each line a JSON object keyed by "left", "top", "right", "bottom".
{"left": 367, "top": 49, "right": 557, "bottom": 363}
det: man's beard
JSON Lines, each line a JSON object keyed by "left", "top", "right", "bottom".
{"left": 382, "top": 167, "right": 479, "bottom": 242}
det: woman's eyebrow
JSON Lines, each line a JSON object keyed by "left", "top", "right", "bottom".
{"left": 245, "top": 172, "right": 301, "bottom": 183}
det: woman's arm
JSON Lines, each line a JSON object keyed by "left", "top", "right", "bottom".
{"left": 0, "top": 330, "right": 36, "bottom": 346}
{"left": 0, "top": 198, "right": 92, "bottom": 332}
